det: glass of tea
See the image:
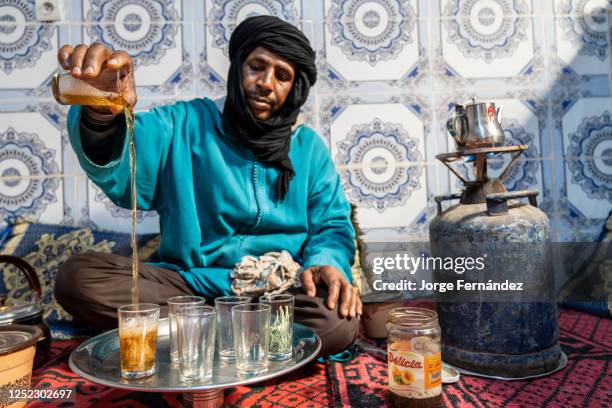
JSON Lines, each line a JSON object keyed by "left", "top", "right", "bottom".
{"left": 167, "top": 296, "right": 206, "bottom": 363}
{"left": 259, "top": 294, "right": 294, "bottom": 361}
{"left": 117, "top": 303, "right": 160, "bottom": 380}
{"left": 51, "top": 69, "right": 134, "bottom": 110}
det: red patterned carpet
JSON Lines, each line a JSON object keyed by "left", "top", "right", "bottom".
{"left": 27, "top": 308, "right": 610, "bottom": 407}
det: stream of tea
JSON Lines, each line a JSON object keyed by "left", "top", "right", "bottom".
{"left": 124, "top": 104, "right": 138, "bottom": 308}
{"left": 62, "top": 93, "right": 140, "bottom": 307}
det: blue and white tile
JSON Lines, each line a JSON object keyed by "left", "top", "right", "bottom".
{"left": 0, "top": 109, "right": 71, "bottom": 225}
{"left": 433, "top": 1, "right": 544, "bottom": 89}
{"left": 552, "top": 93, "right": 612, "bottom": 233}
{"left": 563, "top": 155, "right": 611, "bottom": 215}
{"left": 204, "top": 0, "right": 301, "bottom": 23}
{"left": 301, "top": 0, "right": 325, "bottom": 21}
{"left": 296, "top": 92, "right": 318, "bottom": 134}
{"left": 81, "top": 179, "right": 160, "bottom": 233}
{"left": 554, "top": 0, "right": 610, "bottom": 21}
{"left": 340, "top": 164, "right": 439, "bottom": 242}
{"left": 199, "top": 0, "right": 302, "bottom": 92}
{"left": 0, "top": 1, "right": 68, "bottom": 97}
{"left": 81, "top": 0, "right": 193, "bottom": 97}
{"left": 82, "top": 0, "right": 182, "bottom": 22}
{"left": 557, "top": 155, "right": 611, "bottom": 239}
{"left": 3, "top": 100, "right": 82, "bottom": 179}
{"left": 544, "top": 2, "right": 610, "bottom": 87}
{"left": 439, "top": 0, "right": 534, "bottom": 17}
{"left": 555, "top": 94, "right": 612, "bottom": 159}
{"left": 320, "top": 95, "right": 431, "bottom": 234}
{"left": 317, "top": 0, "right": 428, "bottom": 91}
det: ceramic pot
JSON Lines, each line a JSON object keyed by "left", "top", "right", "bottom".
{"left": 0, "top": 325, "right": 43, "bottom": 408}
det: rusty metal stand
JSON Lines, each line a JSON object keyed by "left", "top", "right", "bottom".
{"left": 436, "top": 145, "right": 528, "bottom": 184}
{"left": 435, "top": 145, "right": 528, "bottom": 205}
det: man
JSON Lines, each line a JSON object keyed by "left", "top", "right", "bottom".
{"left": 54, "top": 16, "right": 361, "bottom": 355}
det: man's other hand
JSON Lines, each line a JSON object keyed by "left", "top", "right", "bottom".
{"left": 300, "top": 265, "right": 362, "bottom": 318}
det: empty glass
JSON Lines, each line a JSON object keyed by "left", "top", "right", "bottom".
{"left": 214, "top": 296, "right": 250, "bottom": 362}
{"left": 232, "top": 303, "right": 271, "bottom": 375}
{"left": 167, "top": 296, "right": 206, "bottom": 363}
{"left": 260, "top": 294, "right": 294, "bottom": 360}
{"left": 117, "top": 303, "right": 160, "bottom": 380}
{"left": 176, "top": 305, "right": 217, "bottom": 383}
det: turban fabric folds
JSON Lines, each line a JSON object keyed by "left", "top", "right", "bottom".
{"left": 222, "top": 15, "right": 317, "bottom": 200}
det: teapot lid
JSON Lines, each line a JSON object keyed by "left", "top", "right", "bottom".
{"left": 0, "top": 324, "right": 42, "bottom": 356}
{"left": 465, "top": 97, "right": 483, "bottom": 106}
{"left": 463, "top": 96, "right": 497, "bottom": 106}
{"left": 0, "top": 299, "right": 43, "bottom": 325}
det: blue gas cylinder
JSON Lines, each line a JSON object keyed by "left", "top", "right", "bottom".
{"left": 429, "top": 191, "right": 562, "bottom": 378}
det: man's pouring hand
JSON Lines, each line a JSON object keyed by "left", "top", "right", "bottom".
{"left": 58, "top": 43, "right": 137, "bottom": 115}
{"left": 300, "top": 265, "right": 362, "bottom": 318}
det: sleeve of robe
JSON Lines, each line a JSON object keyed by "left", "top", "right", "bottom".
{"left": 67, "top": 104, "right": 174, "bottom": 212}
{"left": 68, "top": 103, "right": 234, "bottom": 297}
{"left": 300, "top": 134, "right": 356, "bottom": 283}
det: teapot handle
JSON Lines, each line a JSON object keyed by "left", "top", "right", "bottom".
{"left": 0, "top": 255, "right": 42, "bottom": 301}
{"left": 447, "top": 111, "right": 467, "bottom": 146}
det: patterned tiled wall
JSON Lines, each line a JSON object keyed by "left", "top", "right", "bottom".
{"left": 0, "top": 0, "right": 610, "bottom": 242}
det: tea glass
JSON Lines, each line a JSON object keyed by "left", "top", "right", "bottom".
{"left": 176, "top": 305, "right": 216, "bottom": 382}
{"left": 214, "top": 296, "right": 250, "bottom": 362}
{"left": 117, "top": 303, "right": 160, "bottom": 379}
{"left": 260, "top": 294, "right": 294, "bottom": 360}
{"left": 167, "top": 296, "right": 206, "bottom": 363}
{"left": 232, "top": 303, "right": 271, "bottom": 375}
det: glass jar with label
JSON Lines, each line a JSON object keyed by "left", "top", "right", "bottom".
{"left": 387, "top": 307, "right": 442, "bottom": 407}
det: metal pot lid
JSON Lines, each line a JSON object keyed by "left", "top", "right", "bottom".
{"left": 0, "top": 324, "right": 43, "bottom": 356}
{"left": 0, "top": 299, "right": 43, "bottom": 325}
{"left": 464, "top": 97, "right": 487, "bottom": 106}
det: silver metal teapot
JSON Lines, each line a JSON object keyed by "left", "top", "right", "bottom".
{"left": 447, "top": 97, "right": 505, "bottom": 150}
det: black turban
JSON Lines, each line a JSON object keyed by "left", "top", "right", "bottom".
{"left": 222, "top": 15, "right": 317, "bottom": 200}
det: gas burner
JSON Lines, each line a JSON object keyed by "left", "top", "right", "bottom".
{"left": 436, "top": 145, "right": 528, "bottom": 205}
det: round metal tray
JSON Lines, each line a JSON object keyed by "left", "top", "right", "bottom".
{"left": 69, "top": 318, "right": 321, "bottom": 393}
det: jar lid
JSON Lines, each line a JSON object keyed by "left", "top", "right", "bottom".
{"left": 388, "top": 307, "right": 438, "bottom": 328}
{"left": 442, "top": 363, "right": 461, "bottom": 383}
{"left": 0, "top": 300, "right": 43, "bottom": 325}
{"left": 0, "top": 325, "right": 43, "bottom": 356}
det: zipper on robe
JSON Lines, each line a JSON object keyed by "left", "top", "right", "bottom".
{"left": 251, "top": 161, "right": 262, "bottom": 229}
